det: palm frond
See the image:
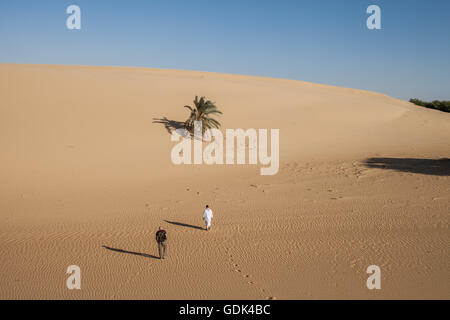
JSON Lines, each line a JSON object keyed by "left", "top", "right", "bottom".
{"left": 184, "top": 95, "right": 222, "bottom": 135}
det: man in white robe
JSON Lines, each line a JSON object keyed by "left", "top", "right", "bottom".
{"left": 202, "top": 205, "right": 213, "bottom": 231}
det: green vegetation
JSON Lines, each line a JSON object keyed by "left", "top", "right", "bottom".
{"left": 184, "top": 96, "right": 222, "bottom": 134}
{"left": 409, "top": 99, "right": 450, "bottom": 113}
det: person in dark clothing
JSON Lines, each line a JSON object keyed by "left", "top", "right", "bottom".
{"left": 155, "top": 226, "right": 167, "bottom": 259}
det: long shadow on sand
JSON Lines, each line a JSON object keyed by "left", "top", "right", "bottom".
{"left": 102, "top": 246, "right": 160, "bottom": 259}
{"left": 152, "top": 117, "right": 185, "bottom": 135}
{"left": 363, "top": 157, "right": 450, "bottom": 176}
{"left": 164, "top": 220, "right": 204, "bottom": 231}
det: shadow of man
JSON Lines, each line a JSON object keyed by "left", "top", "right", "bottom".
{"left": 163, "top": 220, "right": 204, "bottom": 230}
{"left": 102, "top": 245, "right": 160, "bottom": 259}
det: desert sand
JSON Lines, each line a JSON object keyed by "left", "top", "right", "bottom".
{"left": 0, "top": 64, "right": 448, "bottom": 299}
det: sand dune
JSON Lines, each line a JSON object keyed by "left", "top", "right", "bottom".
{"left": 0, "top": 64, "right": 448, "bottom": 299}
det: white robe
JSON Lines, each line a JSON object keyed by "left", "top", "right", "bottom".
{"left": 203, "top": 208, "right": 213, "bottom": 228}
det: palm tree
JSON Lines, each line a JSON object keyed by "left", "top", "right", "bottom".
{"left": 184, "top": 96, "right": 222, "bottom": 134}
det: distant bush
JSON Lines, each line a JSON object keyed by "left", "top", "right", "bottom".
{"left": 409, "top": 98, "right": 450, "bottom": 113}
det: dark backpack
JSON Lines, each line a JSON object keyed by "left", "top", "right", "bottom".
{"left": 156, "top": 230, "right": 166, "bottom": 242}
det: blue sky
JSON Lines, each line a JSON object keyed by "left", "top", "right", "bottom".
{"left": 1, "top": 0, "right": 449, "bottom": 100}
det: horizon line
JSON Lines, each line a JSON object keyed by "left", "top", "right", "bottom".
{"left": 1, "top": 62, "right": 405, "bottom": 102}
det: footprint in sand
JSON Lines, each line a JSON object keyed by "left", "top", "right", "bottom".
{"left": 226, "top": 249, "right": 274, "bottom": 297}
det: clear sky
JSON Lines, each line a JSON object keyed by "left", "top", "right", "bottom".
{"left": 1, "top": 0, "right": 449, "bottom": 100}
